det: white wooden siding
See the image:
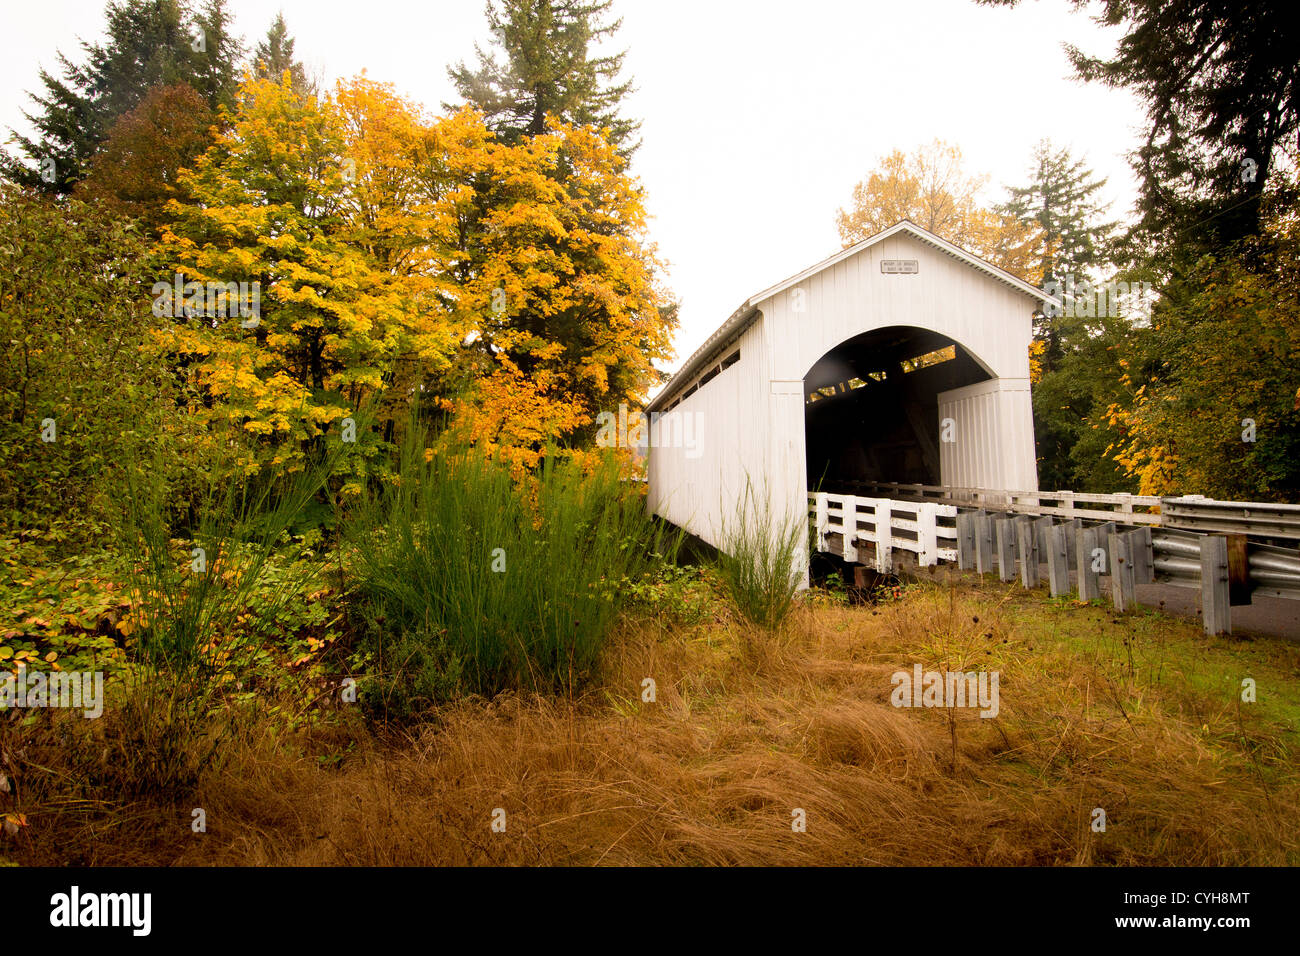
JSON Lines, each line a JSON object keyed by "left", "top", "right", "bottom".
{"left": 646, "top": 224, "right": 1040, "bottom": 573}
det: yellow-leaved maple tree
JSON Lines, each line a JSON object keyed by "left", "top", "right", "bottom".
{"left": 156, "top": 70, "right": 675, "bottom": 477}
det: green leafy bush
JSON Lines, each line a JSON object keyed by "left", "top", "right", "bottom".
{"left": 345, "top": 421, "right": 673, "bottom": 713}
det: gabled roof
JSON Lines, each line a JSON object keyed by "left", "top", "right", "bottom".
{"left": 647, "top": 219, "right": 1056, "bottom": 412}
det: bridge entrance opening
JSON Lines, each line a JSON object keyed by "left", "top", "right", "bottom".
{"left": 804, "top": 326, "right": 992, "bottom": 494}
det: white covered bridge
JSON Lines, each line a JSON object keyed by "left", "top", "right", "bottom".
{"left": 645, "top": 220, "right": 1048, "bottom": 574}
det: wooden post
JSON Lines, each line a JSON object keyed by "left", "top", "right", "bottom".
{"left": 1065, "top": 518, "right": 1082, "bottom": 568}
{"left": 1109, "top": 530, "right": 1136, "bottom": 612}
{"left": 975, "top": 512, "right": 994, "bottom": 575}
{"left": 1048, "top": 522, "right": 1071, "bottom": 596}
{"left": 841, "top": 496, "right": 859, "bottom": 564}
{"left": 1093, "top": 522, "right": 1116, "bottom": 574}
{"left": 1016, "top": 516, "right": 1040, "bottom": 588}
{"left": 917, "top": 503, "right": 940, "bottom": 567}
{"left": 1130, "top": 526, "right": 1154, "bottom": 585}
{"left": 1227, "top": 533, "right": 1251, "bottom": 606}
{"left": 1034, "top": 516, "right": 1054, "bottom": 561}
{"left": 814, "top": 493, "right": 829, "bottom": 553}
{"left": 956, "top": 512, "right": 974, "bottom": 570}
{"left": 996, "top": 517, "right": 1016, "bottom": 583}
{"left": 1077, "top": 526, "right": 1102, "bottom": 602}
{"left": 874, "top": 500, "right": 893, "bottom": 573}
{"left": 1201, "top": 535, "right": 1231, "bottom": 635}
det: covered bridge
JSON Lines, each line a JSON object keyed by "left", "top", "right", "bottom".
{"left": 644, "top": 219, "right": 1049, "bottom": 571}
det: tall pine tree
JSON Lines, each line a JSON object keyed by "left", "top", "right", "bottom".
{"left": 998, "top": 143, "right": 1124, "bottom": 492}
{"left": 448, "top": 0, "right": 639, "bottom": 154}
{"left": 998, "top": 141, "right": 1117, "bottom": 370}
{"left": 253, "top": 12, "right": 313, "bottom": 95}
{"left": 2, "top": 0, "right": 242, "bottom": 193}
{"left": 981, "top": 0, "right": 1300, "bottom": 260}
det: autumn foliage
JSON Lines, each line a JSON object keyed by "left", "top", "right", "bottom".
{"left": 148, "top": 72, "right": 672, "bottom": 476}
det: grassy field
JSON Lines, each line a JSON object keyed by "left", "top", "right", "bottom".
{"left": 9, "top": 569, "right": 1298, "bottom": 866}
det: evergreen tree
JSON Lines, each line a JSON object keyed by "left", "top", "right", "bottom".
{"left": 998, "top": 143, "right": 1124, "bottom": 492}
{"left": 998, "top": 141, "right": 1117, "bottom": 370}
{"left": 253, "top": 12, "right": 313, "bottom": 94}
{"left": 2, "top": 0, "right": 242, "bottom": 194}
{"left": 981, "top": 0, "right": 1300, "bottom": 259}
{"left": 448, "top": 0, "right": 639, "bottom": 154}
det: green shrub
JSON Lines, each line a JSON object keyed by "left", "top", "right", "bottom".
{"left": 98, "top": 443, "right": 342, "bottom": 796}
{"left": 345, "top": 421, "right": 673, "bottom": 713}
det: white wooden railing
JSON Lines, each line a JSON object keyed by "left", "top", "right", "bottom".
{"left": 807, "top": 489, "right": 1300, "bottom": 637}
{"left": 811, "top": 493, "right": 957, "bottom": 572}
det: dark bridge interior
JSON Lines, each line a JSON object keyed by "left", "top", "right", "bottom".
{"left": 804, "top": 326, "right": 992, "bottom": 493}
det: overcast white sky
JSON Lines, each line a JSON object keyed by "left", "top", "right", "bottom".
{"left": 1, "top": 0, "right": 1145, "bottom": 391}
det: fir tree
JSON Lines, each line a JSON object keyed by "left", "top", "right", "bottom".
{"left": 448, "top": 0, "right": 639, "bottom": 155}
{"left": 2, "top": 0, "right": 242, "bottom": 193}
{"left": 253, "top": 12, "right": 313, "bottom": 94}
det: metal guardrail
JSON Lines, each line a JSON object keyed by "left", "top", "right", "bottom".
{"left": 847, "top": 481, "right": 1300, "bottom": 540}
{"left": 809, "top": 491, "right": 1300, "bottom": 635}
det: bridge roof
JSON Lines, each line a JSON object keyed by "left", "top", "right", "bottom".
{"left": 647, "top": 219, "right": 1057, "bottom": 413}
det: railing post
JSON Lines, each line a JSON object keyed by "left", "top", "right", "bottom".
{"left": 1077, "top": 525, "right": 1102, "bottom": 601}
{"left": 815, "top": 493, "right": 829, "bottom": 553}
{"left": 1048, "top": 523, "right": 1071, "bottom": 597}
{"left": 1065, "top": 518, "right": 1082, "bottom": 568}
{"left": 917, "top": 503, "right": 940, "bottom": 567}
{"left": 1034, "top": 516, "right": 1054, "bottom": 561}
{"left": 875, "top": 499, "right": 893, "bottom": 573}
{"left": 1130, "top": 526, "right": 1154, "bottom": 584}
{"left": 1110, "top": 529, "right": 1137, "bottom": 612}
{"left": 842, "top": 496, "right": 858, "bottom": 564}
{"left": 1016, "top": 516, "right": 1040, "bottom": 588}
{"left": 975, "top": 512, "right": 994, "bottom": 575}
{"left": 957, "top": 512, "right": 976, "bottom": 570}
{"left": 996, "top": 517, "right": 1017, "bottom": 583}
{"left": 1201, "top": 535, "right": 1231, "bottom": 635}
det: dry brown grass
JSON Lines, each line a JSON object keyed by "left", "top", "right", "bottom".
{"left": 9, "top": 578, "right": 1300, "bottom": 866}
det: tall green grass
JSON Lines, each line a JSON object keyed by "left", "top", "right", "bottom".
{"left": 102, "top": 441, "right": 344, "bottom": 796}
{"left": 715, "top": 479, "right": 806, "bottom": 632}
{"left": 345, "top": 420, "right": 676, "bottom": 713}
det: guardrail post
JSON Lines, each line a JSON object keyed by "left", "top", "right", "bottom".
{"left": 1016, "top": 516, "right": 1040, "bottom": 588}
{"left": 1201, "top": 535, "right": 1231, "bottom": 635}
{"left": 975, "top": 512, "right": 994, "bottom": 575}
{"left": 1034, "top": 516, "right": 1054, "bottom": 560}
{"left": 956, "top": 512, "right": 975, "bottom": 570}
{"left": 1110, "top": 530, "right": 1137, "bottom": 612}
{"left": 1130, "top": 526, "right": 1154, "bottom": 584}
{"left": 1227, "top": 533, "right": 1250, "bottom": 606}
{"left": 1048, "top": 523, "right": 1071, "bottom": 597}
{"left": 1077, "top": 525, "right": 1102, "bottom": 601}
{"left": 996, "top": 517, "right": 1017, "bottom": 583}
{"left": 1065, "top": 518, "right": 1082, "bottom": 568}
{"left": 842, "top": 496, "right": 858, "bottom": 564}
